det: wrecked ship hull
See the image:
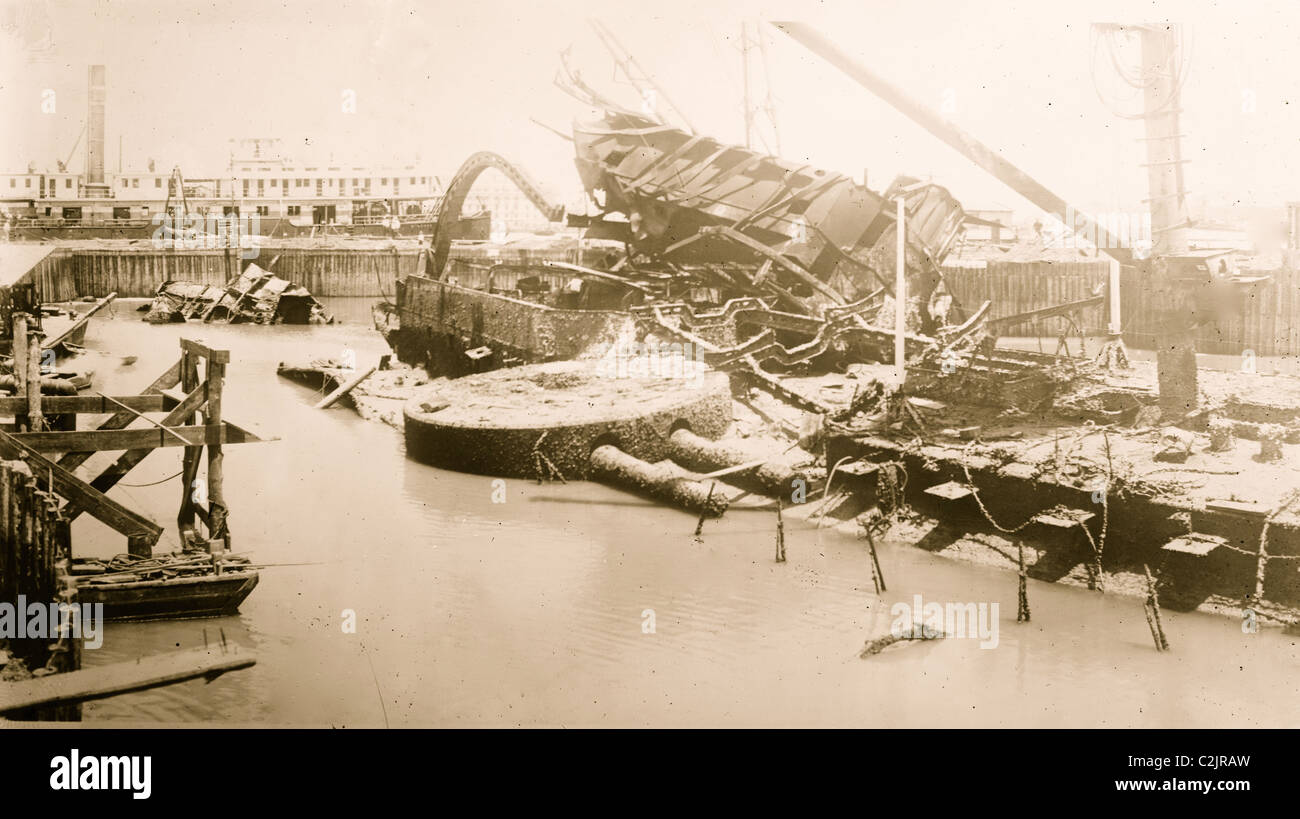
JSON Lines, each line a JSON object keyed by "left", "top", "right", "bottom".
{"left": 144, "top": 264, "right": 333, "bottom": 325}
{"left": 381, "top": 272, "right": 630, "bottom": 378}
{"left": 572, "top": 111, "right": 966, "bottom": 317}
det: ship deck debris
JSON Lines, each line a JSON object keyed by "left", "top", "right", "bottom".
{"left": 142, "top": 262, "right": 332, "bottom": 325}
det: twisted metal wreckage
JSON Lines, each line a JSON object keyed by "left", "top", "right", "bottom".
{"left": 379, "top": 48, "right": 1106, "bottom": 417}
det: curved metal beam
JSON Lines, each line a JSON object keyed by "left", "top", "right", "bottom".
{"left": 429, "top": 152, "right": 566, "bottom": 280}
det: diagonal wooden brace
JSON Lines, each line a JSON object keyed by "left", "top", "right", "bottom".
{"left": 58, "top": 382, "right": 208, "bottom": 522}
{"left": 0, "top": 428, "right": 162, "bottom": 546}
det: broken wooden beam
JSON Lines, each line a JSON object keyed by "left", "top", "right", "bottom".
{"left": 43, "top": 293, "right": 117, "bottom": 351}
{"left": 315, "top": 364, "right": 378, "bottom": 410}
{"left": 0, "top": 646, "right": 254, "bottom": 716}
{"left": 0, "top": 395, "right": 168, "bottom": 415}
{"left": 0, "top": 429, "right": 162, "bottom": 543}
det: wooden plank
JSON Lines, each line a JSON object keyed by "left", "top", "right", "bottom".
{"left": 315, "top": 364, "right": 377, "bottom": 409}
{"left": 160, "top": 388, "right": 277, "bottom": 443}
{"left": 179, "top": 338, "right": 230, "bottom": 364}
{"left": 9, "top": 423, "right": 262, "bottom": 452}
{"left": 0, "top": 429, "right": 162, "bottom": 541}
{"left": 43, "top": 293, "right": 116, "bottom": 350}
{"left": 0, "top": 395, "right": 167, "bottom": 415}
{"left": 0, "top": 646, "right": 254, "bottom": 714}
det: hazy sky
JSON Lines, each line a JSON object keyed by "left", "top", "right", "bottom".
{"left": 2, "top": 0, "right": 1297, "bottom": 219}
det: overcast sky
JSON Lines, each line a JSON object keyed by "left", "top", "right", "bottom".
{"left": 2, "top": 0, "right": 1297, "bottom": 219}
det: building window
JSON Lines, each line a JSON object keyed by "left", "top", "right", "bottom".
{"left": 113, "top": 207, "right": 131, "bottom": 219}
{"left": 121, "top": 179, "right": 128, "bottom": 188}
{"left": 155, "top": 178, "right": 162, "bottom": 188}
{"left": 65, "top": 178, "right": 72, "bottom": 188}
{"left": 316, "top": 179, "right": 323, "bottom": 195}
{"left": 256, "top": 205, "right": 269, "bottom": 216}
{"left": 270, "top": 178, "right": 277, "bottom": 188}
{"left": 132, "top": 178, "right": 139, "bottom": 188}
{"left": 26, "top": 178, "right": 32, "bottom": 188}
{"left": 9, "top": 179, "right": 14, "bottom": 188}
{"left": 410, "top": 177, "right": 416, "bottom": 185}
{"left": 287, "top": 205, "right": 301, "bottom": 216}
{"left": 257, "top": 179, "right": 264, "bottom": 196}
{"left": 381, "top": 177, "right": 388, "bottom": 186}
{"left": 282, "top": 179, "right": 288, "bottom": 191}
{"left": 242, "top": 180, "right": 250, "bottom": 197}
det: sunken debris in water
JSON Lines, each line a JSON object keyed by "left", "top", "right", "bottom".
{"left": 143, "top": 262, "right": 333, "bottom": 325}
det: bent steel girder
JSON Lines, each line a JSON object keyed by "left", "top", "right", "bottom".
{"left": 429, "top": 152, "right": 566, "bottom": 280}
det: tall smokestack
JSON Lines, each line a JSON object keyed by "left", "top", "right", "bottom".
{"left": 86, "top": 65, "right": 106, "bottom": 188}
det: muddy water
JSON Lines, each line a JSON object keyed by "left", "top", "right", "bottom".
{"left": 70, "top": 300, "right": 1300, "bottom": 726}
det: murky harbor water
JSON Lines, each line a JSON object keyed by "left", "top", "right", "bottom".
{"left": 71, "top": 300, "right": 1300, "bottom": 727}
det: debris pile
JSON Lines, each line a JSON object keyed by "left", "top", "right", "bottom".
{"left": 143, "top": 263, "right": 332, "bottom": 325}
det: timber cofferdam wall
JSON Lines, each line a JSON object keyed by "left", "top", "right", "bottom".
{"left": 943, "top": 259, "right": 1300, "bottom": 357}
{"left": 17, "top": 247, "right": 426, "bottom": 300}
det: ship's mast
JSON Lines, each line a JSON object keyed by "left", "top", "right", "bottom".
{"left": 588, "top": 18, "right": 696, "bottom": 134}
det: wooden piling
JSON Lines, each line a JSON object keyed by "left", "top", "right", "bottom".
{"left": 175, "top": 348, "right": 201, "bottom": 556}
{"left": 1143, "top": 564, "right": 1170, "bottom": 651}
{"left": 26, "top": 334, "right": 44, "bottom": 432}
{"left": 0, "top": 459, "right": 81, "bottom": 719}
{"left": 1017, "top": 539, "right": 1030, "bottom": 622}
{"left": 206, "top": 357, "right": 227, "bottom": 549}
{"left": 693, "top": 483, "right": 715, "bottom": 537}
{"left": 863, "top": 525, "right": 886, "bottom": 592}
{"left": 775, "top": 498, "right": 786, "bottom": 563}
{"left": 12, "top": 313, "right": 28, "bottom": 431}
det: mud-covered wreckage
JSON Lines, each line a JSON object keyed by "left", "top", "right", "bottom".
{"left": 375, "top": 83, "right": 1057, "bottom": 413}
{"left": 144, "top": 263, "right": 333, "bottom": 325}
{"left": 371, "top": 32, "right": 1300, "bottom": 624}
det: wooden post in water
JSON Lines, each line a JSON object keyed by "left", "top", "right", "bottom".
{"left": 176, "top": 347, "right": 200, "bottom": 552}
{"left": 693, "top": 483, "right": 715, "bottom": 537}
{"left": 12, "top": 313, "right": 28, "bottom": 432}
{"left": 1017, "top": 539, "right": 1031, "bottom": 622}
{"left": 26, "top": 331, "right": 44, "bottom": 433}
{"left": 863, "top": 525, "right": 887, "bottom": 593}
{"left": 1143, "top": 564, "right": 1170, "bottom": 651}
{"left": 206, "top": 355, "right": 227, "bottom": 552}
{"left": 775, "top": 498, "right": 786, "bottom": 563}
